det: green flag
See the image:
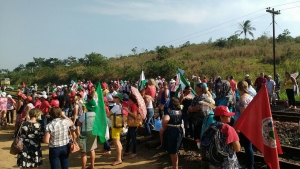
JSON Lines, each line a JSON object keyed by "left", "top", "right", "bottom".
{"left": 92, "top": 82, "right": 108, "bottom": 144}
{"left": 175, "top": 69, "right": 196, "bottom": 98}
{"left": 138, "top": 70, "right": 147, "bottom": 91}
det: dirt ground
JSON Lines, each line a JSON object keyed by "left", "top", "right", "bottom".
{"left": 0, "top": 123, "right": 205, "bottom": 169}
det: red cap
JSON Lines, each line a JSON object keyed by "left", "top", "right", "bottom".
{"left": 26, "top": 96, "right": 32, "bottom": 101}
{"left": 51, "top": 93, "right": 57, "bottom": 99}
{"left": 18, "top": 93, "right": 27, "bottom": 100}
{"left": 103, "top": 97, "right": 108, "bottom": 103}
{"left": 70, "top": 91, "right": 76, "bottom": 96}
{"left": 214, "top": 106, "right": 235, "bottom": 117}
{"left": 101, "top": 83, "right": 107, "bottom": 89}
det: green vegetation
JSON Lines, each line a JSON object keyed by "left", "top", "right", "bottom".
{"left": 0, "top": 29, "right": 299, "bottom": 88}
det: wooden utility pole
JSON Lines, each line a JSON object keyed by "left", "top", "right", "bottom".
{"left": 266, "top": 7, "right": 280, "bottom": 79}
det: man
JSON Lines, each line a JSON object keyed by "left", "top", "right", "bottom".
{"left": 38, "top": 94, "right": 51, "bottom": 130}
{"left": 266, "top": 75, "right": 276, "bottom": 106}
{"left": 106, "top": 85, "right": 118, "bottom": 110}
{"left": 274, "top": 73, "right": 281, "bottom": 100}
{"left": 245, "top": 74, "right": 250, "bottom": 80}
{"left": 169, "top": 79, "right": 176, "bottom": 97}
{"left": 254, "top": 72, "right": 266, "bottom": 92}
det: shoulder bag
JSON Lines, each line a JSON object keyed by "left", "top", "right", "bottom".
{"left": 109, "top": 105, "right": 127, "bottom": 128}
{"left": 68, "top": 127, "right": 80, "bottom": 153}
{"left": 127, "top": 112, "right": 143, "bottom": 127}
{"left": 10, "top": 122, "right": 24, "bottom": 155}
{"left": 78, "top": 113, "right": 87, "bottom": 152}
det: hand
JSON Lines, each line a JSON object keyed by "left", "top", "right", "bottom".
{"left": 46, "top": 115, "right": 51, "bottom": 118}
{"left": 22, "top": 118, "right": 26, "bottom": 121}
{"left": 123, "top": 107, "right": 129, "bottom": 112}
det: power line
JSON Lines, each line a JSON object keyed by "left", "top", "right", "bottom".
{"left": 270, "top": 0, "right": 300, "bottom": 8}
{"left": 280, "top": 5, "right": 300, "bottom": 10}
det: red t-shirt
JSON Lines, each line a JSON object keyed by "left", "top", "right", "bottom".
{"left": 254, "top": 77, "right": 267, "bottom": 88}
{"left": 39, "top": 100, "right": 51, "bottom": 114}
{"left": 202, "top": 79, "right": 207, "bottom": 83}
{"left": 130, "top": 103, "right": 138, "bottom": 113}
{"left": 229, "top": 80, "right": 237, "bottom": 94}
{"left": 146, "top": 86, "right": 156, "bottom": 99}
{"left": 50, "top": 99, "right": 59, "bottom": 107}
{"left": 221, "top": 123, "right": 239, "bottom": 144}
{"left": 69, "top": 91, "right": 76, "bottom": 103}
{"left": 34, "top": 100, "right": 41, "bottom": 108}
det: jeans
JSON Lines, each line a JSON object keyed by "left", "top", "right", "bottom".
{"left": 182, "top": 111, "right": 194, "bottom": 138}
{"left": 286, "top": 89, "right": 295, "bottom": 106}
{"left": 40, "top": 114, "right": 47, "bottom": 131}
{"left": 49, "top": 145, "right": 69, "bottom": 169}
{"left": 104, "top": 140, "right": 111, "bottom": 151}
{"left": 63, "top": 108, "right": 70, "bottom": 117}
{"left": 240, "top": 133, "right": 254, "bottom": 169}
{"left": 125, "top": 127, "right": 138, "bottom": 153}
{"left": 144, "top": 108, "right": 154, "bottom": 136}
{"left": 6, "top": 110, "right": 14, "bottom": 123}
{"left": 194, "top": 123, "right": 202, "bottom": 140}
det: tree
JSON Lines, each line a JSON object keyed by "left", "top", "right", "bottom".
{"left": 156, "top": 46, "right": 171, "bottom": 60}
{"left": 277, "top": 29, "right": 292, "bottom": 43}
{"left": 84, "top": 52, "right": 108, "bottom": 67}
{"left": 13, "top": 64, "right": 25, "bottom": 72}
{"left": 131, "top": 47, "right": 137, "bottom": 55}
{"left": 33, "top": 57, "right": 46, "bottom": 68}
{"left": 235, "top": 20, "right": 256, "bottom": 39}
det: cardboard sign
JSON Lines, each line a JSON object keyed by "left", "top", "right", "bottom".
{"left": 0, "top": 97, "right": 7, "bottom": 111}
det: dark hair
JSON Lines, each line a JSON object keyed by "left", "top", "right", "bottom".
{"left": 213, "top": 116, "right": 221, "bottom": 121}
{"left": 229, "top": 76, "right": 234, "bottom": 80}
{"left": 184, "top": 85, "right": 191, "bottom": 90}
{"left": 196, "top": 83, "right": 207, "bottom": 93}
{"left": 163, "top": 81, "right": 168, "bottom": 86}
{"left": 245, "top": 79, "right": 252, "bottom": 86}
{"left": 63, "top": 88, "right": 69, "bottom": 95}
{"left": 129, "top": 94, "right": 138, "bottom": 104}
{"left": 87, "top": 94, "right": 93, "bottom": 100}
{"left": 49, "top": 107, "right": 62, "bottom": 118}
{"left": 168, "top": 97, "right": 181, "bottom": 110}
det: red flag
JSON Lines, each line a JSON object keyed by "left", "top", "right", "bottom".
{"left": 234, "top": 84, "right": 282, "bottom": 169}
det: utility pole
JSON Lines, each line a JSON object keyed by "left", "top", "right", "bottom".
{"left": 266, "top": 7, "right": 280, "bottom": 79}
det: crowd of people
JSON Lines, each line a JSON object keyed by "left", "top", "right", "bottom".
{"left": 0, "top": 71, "right": 299, "bottom": 169}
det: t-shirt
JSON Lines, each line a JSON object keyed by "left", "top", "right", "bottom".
{"left": 79, "top": 112, "right": 96, "bottom": 131}
{"left": 254, "top": 77, "right": 266, "bottom": 88}
{"left": 266, "top": 80, "right": 276, "bottom": 94}
{"left": 110, "top": 104, "right": 122, "bottom": 114}
{"left": 63, "top": 95, "right": 71, "bottom": 109}
{"left": 130, "top": 103, "right": 138, "bottom": 113}
{"left": 22, "top": 103, "right": 35, "bottom": 118}
{"left": 248, "top": 86, "right": 257, "bottom": 97}
{"left": 34, "top": 99, "right": 41, "bottom": 108}
{"left": 106, "top": 91, "right": 117, "bottom": 107}
{"left": 50, "top": 99, "right": 60, "bottom": 107}
{"left": 229, "top": 80, "right": 237, "bottom": 94}
{"left": 39, "top": 100, "right": 51, "bottom": 114}
{"left": 146, "top": 86, "right": 156, "bottom": 99}
{"left": 221, "top": 123, "right": 239, "bottom": 144}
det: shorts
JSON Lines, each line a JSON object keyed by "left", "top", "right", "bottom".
{"left": 16, "top": 114, "right": 22, "bottom": 123}
{"left": 111, "top": 127, "right": 123, "bottom": 139}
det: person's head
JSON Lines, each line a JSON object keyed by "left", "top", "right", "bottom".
{"left": 18, "top": 93, "right": 26, "bottom": 101}
{"left": 163, "top": 81, "right": 168, "bottom": 89}
{"left": 49, "top": 107, "right": 63, "bottom": 119}
{"left": 63, "top": 87, "right": 69, "bottom": 95}
{"left": 91, "top": 86, "right": 96, "bottom": 92}
{"left": 128, "top": 94, "right": 138, "bottom": 105}
{"left": 51, "top": 93, "right": 57, "bottom": 99}
{"left": 260, "top": 72, "right": 264, "bottom": 78}
{"left": 229, "top": 76, "right": 234, "bottom": 80}
{"left": 267, "top": 75, "right": 272, "bottom": 81}
{"left": 275, "top": 73, "right": 279, "bottom": 78}
{"left": 25, "top": 96, "right": 33, "bottom": 104}
{"left": 109, "top": 85, "right": 115, "bottom": 93}
{"left": 158, "top": 82, "right": 162, "bottom": 88}
{"left": 74, "top": 95, "right": 80, "bottom": 102}
{"left": 148, "top": 79, "right": 156, "bottom": 86}
{"left": 195, "top": 83, "right": 206, "bottom": 95}
{"left": 85, "top": 99, "right": 97, "bottom": 112}
{"left": 245, "top": 74, "right": 250, "bottom": 79}
{"left": 140, "top": 88, "right": 146, "bottom": 96}
{"left": 184, "top": 85, "right": 192, "bottom": 94}
{"left": 113, "top": 93, "right": 123, "bottom": 103}
{"left": 237, "top": 81, "right": 249, "bottom": 94}
{"left": 213, "top": 106, "right": 235, "bottom": 123}
{"left": 29, "top": 108, "right": 42, "bottom": 119}
{"left": 40, "top": 94, "right": 47, "bottom": 101}
{"left": 285, "top": 72, "right": 291, "bottom": 78}
{"left": 168, "top": 97, "right": 181, "bottom": 110}
{"left": 87, "top": 94, "right": 93, "bottom": 101}
{"left": 199, "top": 97, "right": 215, "bottom": 112}
{"left": 7, "top": 95, "right": 12, "bottom": 101}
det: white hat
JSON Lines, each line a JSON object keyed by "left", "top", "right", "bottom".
{"left": 7, "top": 94, "right": 12, "bottom": 98}
{"left": 42, "top": 91, "right": 47, "bottom": 95}
{"left": 170, "top": 79, "right": 176, "bottom": 83}
{"left": 268, "top": 75, "right": 272, "bottom": 78}
{"left": 1, "top": 92, "right": 7, "bottom": 97}
{"left": 41, "top": 95, "right": 47, "bottom": 99}
{"left": 57, "top": 86, "right": 61, "bottom": 89}
{"left": 245, "top": 74, "right": 249, "bottom": 77}
{"left": 34, "top": 94, "right": 40, "bottom": 98}
{"left": 64, "top": 85, "right": 67, "bottom": 87}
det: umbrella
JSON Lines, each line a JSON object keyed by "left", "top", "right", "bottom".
{"left": 130, "top": 86, "right": 147, "bottom": 119}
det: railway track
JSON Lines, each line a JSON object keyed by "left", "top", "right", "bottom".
{"left": 272, "top": 111, "right": 300, "bottom": 123}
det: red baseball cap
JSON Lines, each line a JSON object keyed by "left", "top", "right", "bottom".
{"left": 18, "top": 93, "right": 27, "bottom": 100}
{"left": 214, "top": 106, "right": 235, "bottom": 117}
{"left": 26, "top": 96, "right": 33, "bottom": 101}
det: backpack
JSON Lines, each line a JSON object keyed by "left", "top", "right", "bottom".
{"left": 200, "top": 123, "right": 228, "bottom": 166}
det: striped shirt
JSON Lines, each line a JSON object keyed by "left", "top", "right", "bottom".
{"left": 45, "top": 118, "right": 71, "bottom": 147}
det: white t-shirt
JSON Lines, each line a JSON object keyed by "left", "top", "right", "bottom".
{"left": 266, "top": 80, "right": 276, "bottom": 94}
{"left": 79, "top": 112, "right": 96, "bottom": 131}
{"left": 25, "top": 103, "right": 35, "bottom": 121}
{"left": 106, "top": 91, "right": 117, "bottom": 107}
{"left": 110, "top": 104, "right": 122, "bottom": 115}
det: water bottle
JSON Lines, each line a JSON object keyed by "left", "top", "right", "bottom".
{"left": 154, "top": 118, "right": 162, "bottom": 131}
{"left": 196, "top": 139, "right": 201, "bottom": 149}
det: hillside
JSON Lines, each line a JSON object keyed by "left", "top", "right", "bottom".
{"left": 1, "top": 33, "right": 300, "bottom": 86}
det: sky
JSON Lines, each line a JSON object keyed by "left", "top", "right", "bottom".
{"left": 1, "top": 0, "right": 300, "bottom": 70}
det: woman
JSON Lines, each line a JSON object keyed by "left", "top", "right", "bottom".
{"left": 90, "top": 86, "right": 98, "bottom": 104}
{"left": 141, "top": 88, "right": 154, "bottom": 138}
{"left": 15, "top": 94, "right": 26, "bottom": 135}
{"left": 78, "top": 96, "right": 97, "bottom": 169}
{"left": 123, "top": 94, "right": 139, "bottom": 158}
{"left": 71, "top": 94, "right": 83, "bottom": 141}
{"left": 146, "top": 78, "right": 157, "bottom": 100}
{"left": 6, "top": 95, "right": 16, "bottom": 125}
{"left": 199, "top": 96, "right": 216, "bottom": 139}
{"left": 108, "top": 93, "right": 125, "bottom": 166}
{"left": 162, "top": 97, "right": 183, "bottom": 169}
{"left": 215, "top": 80, "right": 234, "bottom": 108}
{"left": 159, "top": 81, "right": 170, "bottom": 119}
{"left": 17, "top": 108, "right": 44, "bottom": 169}
{"left": 188, "top": 83, "right": 207, "bottom": 141}
{"left": 284, "top": 72, "right": 297, "bottom": 109}
{"left": 44, "top": 107, "right": 74, "bottom": 169}
{"left": 22, "top": 96, "right": 35, "bottom": 121}
{"left": 234, "top": 81, "right": 253, "bottom": 169}
{"left": 203, "top": 106, "right": 240, "bottom": 168}
{"left": 179, "top": 85, "right": 194, "bottom": 138}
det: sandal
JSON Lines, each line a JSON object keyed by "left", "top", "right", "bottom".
{"left": 103, "top": 151, "right": 111, "bottom": 156}
{"left": 128, "top": 154, "right": 137, "bottom": 159}
{"left": 111, "top": 160, "right": 122, "bottom": 166}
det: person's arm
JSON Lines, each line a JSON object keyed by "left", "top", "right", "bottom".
{"left": 238, "top": 96, "right": 247, "bottom": 113}
{"left": 44, "top": 132, "right": 50, "bottom": 144}
{"left": 144, "top": 96, "right": 150, "bottom": 107}
{"left": 61, "top": 111, "right": 74, "bottom": 126}
{"left": 23, "top": 106, "right": 32, "bottom": 121}
{"left": 179, "top": 94, "right": 184, "bottom": 104}
{"left": 291, "top": 77, "right": 297, "bottom": 85}
{"left": 162, "top": 115, "right": 170, "bottom": 129}
{"left": 124, "top": 106, "right": 137, "bottom": 119}
{"left": 73, "top": 104, "right": 79, "bottom": 124}
{"left": 232, "top": 141, "right": 241, "bottom": 152}
{"left": 17, "top": 101, "right": 22, "bottom": 111}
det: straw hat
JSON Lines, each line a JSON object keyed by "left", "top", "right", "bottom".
{"left": 199, "top": 97, "right": 216, "bottom": 109}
